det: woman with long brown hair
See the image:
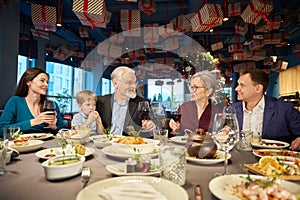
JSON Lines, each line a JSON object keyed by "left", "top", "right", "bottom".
{"left": 0, "top": 68, "right": 64, "bottom": 136}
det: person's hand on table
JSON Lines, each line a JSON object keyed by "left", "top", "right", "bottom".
{"left": 290, "top": 137, "right": 300, "bottom": 150}
{"left": 169, "top": 119, "right": 180, "bottom": 135}
{"left": 142, "top": 120, "right": 156, "bottom": 131}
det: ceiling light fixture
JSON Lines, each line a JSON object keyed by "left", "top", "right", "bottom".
{"left": 223, "top": 0, "right": 229, "bottom": 21}
{"left": 56, "top": 0, "right": 62, "bottom": 27}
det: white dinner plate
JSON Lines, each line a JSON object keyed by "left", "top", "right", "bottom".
{"left": 106, "top": 159, "right": 161, "bottom": 176}
{"left": 170, "top": 136, "right": 188, "bottom": 145}
{"left": 20, "top": 133, "right": 53, "bottom": 140}
{"left": 251, "top": 139, "right": 290, "bottom": 149}
{"left": 102, "top": 145, "right": 158, "bottom": 159}
{"left": 76, "top": 176, "right": 188, "bottom": 200}
{"left": 10, "top": 139, "right": 44, "bottom": 153}
{"left": 252, "top": 149, "right": 300, "bottom": 158}
{"left": 187, "top": 150, "right": 231, "bottom": 165}
{"left": 209, "top": 174, "right": 300, "bottom": 200}
{"left": 35, "top": 147, "right": 95, "bottom": 159}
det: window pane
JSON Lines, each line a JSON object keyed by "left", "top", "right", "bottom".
{"left": 101, "top": 78, "right": 112, "bottom": 95}
{"left": 147, "top": 78, "right": 185, "bottom": 103}
{"left": 17, "top": 55, "right": 28, "bottom": 84}
{"left": 46, "top": 62, "right": 73, "bottom": 113}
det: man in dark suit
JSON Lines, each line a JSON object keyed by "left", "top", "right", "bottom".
{"left": 96, "top": 66, "right": 156, "bottom": 136}
{"left": 232, "top": 68, "right": 300, "bottom": 150}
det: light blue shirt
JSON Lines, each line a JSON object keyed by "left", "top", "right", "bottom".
{"left": 110, "top": 94, "right": 129, "bottom": 135}
{"left": 71, "top": 111, "right": 97, "bottom": 136}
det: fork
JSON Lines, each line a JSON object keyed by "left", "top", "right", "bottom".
{"left": 81, "top": 167, "right": 91, "bottom": 188}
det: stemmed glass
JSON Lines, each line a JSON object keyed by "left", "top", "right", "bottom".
{"left": 43, "top": 99, "right": 56, "bottom": 128}
{"left": 153, "top": 103, "right": 167, "bottom": 129}
{"left": 211, "top": 112, "right": 239, "bottom": 176}
{"left": 169, "top": 105, "right": 181, "bottom": 135}
{"left": 138, "top": 101, "right": 151, "bottom": 133}
{"left": 138, "top": 101, "right": 150, "bottom": 120}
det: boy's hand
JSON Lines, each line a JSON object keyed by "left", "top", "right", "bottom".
{"left": 86, "top": 111, "right": 99, "bottom": 126}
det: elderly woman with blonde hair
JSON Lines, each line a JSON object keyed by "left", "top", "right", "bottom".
{"left": 169, "top": 70, "right": 221, "bottom": 134}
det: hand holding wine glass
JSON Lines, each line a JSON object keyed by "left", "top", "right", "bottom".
{"left": 211, "top": 112, "right": 239, "bottom": 176}
{"left": 169, "top": 106, "right": 182, "bottom": 135}
{"left": 138, "top": 101, "right": 156, "bottom": 132}
{"left": 42, "top": 99, "right": 56, "bottom": 128}
{"left": 138, "top": 101, "right": 150, "bottom": 120}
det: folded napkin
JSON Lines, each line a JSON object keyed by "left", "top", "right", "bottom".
{"left": 98, "top": 183, "right": 167, "bottom": 200}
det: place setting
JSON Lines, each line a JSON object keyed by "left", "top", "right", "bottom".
{"left": 78, "top": 144, "right": 189, "bottom": 200}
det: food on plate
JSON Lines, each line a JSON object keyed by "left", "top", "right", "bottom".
{"left": 74, "top": 144, "right": 86, "bottom": 155}
{"left": 252, "top": 140, "right": 285, "bottom": 147}
{"left": 116, "top": 136, "right": 147, "bottom": 144}
{"left": 45, "top": 153, "right": 57, "bottom": 158}
{"left": 232, "top": 175, "right": 297, "bottom": 200}
{"left": 21, "top": 134, "right": 47, "bottom": 139}
{"left": 253, "top": 149, "right": 300, "bottom": 159}
{"left": 58, "top": 129, "right": 78, "bottom": 138}
{"left": 13, "top": 139, "right": 29, "bottom": 146}
{"left": 48, "top": 155, "right": 81, "bottom": 166}
{"left": 253, "top": 156, "right": 300, "bottom": 176}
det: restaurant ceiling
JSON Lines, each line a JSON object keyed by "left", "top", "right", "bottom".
{"left": 18, "top": 0, "right": 300, "bottom": 73}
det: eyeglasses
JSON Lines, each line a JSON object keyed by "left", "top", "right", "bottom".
{"left": 189, "top": 85, "right": 206, "bottom": 92}
{"left": 117, "top": 79, "right": 138, "bottom": 86}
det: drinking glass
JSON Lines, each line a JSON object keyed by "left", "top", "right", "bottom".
{"left": 3, "top": 127, "right": 20, "bottom": 141}
{"left": 169, "top": 104, "right": 181, "bottom": 135}
{"left": 153, "top": 129, "right": 168, "bottom": 146}
{"left": 236, "top": 130, "right": 253, "bottom": 151}
{"left": 159, "top": 146, "right": 186, "bottom": 186}
{"left": 211, "top": 112, "right": 239, "bottom": 176}
{"left": 43, "top": 100, "right": 56, "bottom": 128}
{"left": 138, "top": 101, "right": 150, "bottom": 120}
{"left": 153, "top": 103, "right": 167, "bottom": 129}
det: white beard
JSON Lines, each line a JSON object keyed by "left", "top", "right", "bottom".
{"left": 126, "top": 91, "right": 137, "bottom": 99}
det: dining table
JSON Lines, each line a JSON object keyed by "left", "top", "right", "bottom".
{"left": 0, "top": 137, "right": 299, "bottom": 200}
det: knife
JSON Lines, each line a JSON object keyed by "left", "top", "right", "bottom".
{"left": 195, "top": 184, "right": 202, "bottom": 200}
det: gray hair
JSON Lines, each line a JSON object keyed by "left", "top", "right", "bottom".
{"left": 191, "top": 70, "right": 218, "bottom": 103}
{"left": 111, "top": 66, "right": 135, "bottom": 80}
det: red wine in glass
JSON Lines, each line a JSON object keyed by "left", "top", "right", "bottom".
{"left": 43, "top": 100, "right": 56, "bottom": 128}
{"left": 138, "top": 101, "right": 150, "bottom": 120}
{"left": 170, "top": 112, "right": 181, "bottom": 122}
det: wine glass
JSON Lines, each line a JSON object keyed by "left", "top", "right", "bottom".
{"left": 138, "top": 101, "right": 150, "bottom": 120}
{"left": 152, "top": 103, "right": 167, "bottom": 129}
{"left": 169, "top": 104, "right": 181, "bottom": 135}
{"left": 211, "top": 112, "right": 239, "bottom": 176}
{"left": 138, "top": 101, "right": 151, "bottom": 133}
{"left": 43, "top": 99, "right": 56, "bottom": 128}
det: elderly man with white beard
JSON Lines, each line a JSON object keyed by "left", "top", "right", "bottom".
{"left": 96, "top": 66, "right": 156, "bottom": 136}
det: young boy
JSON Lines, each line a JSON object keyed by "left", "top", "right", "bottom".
{"left": 72, "top": 90, "right": 104, "bottom": 135}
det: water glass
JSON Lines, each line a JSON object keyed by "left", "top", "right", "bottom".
{"left": 3, "top": 127, "right": 20, "bottom": 140}
{"left": 153, "top": 129, "right": 168, "bottom": 146}
{"left": 236, "top": 130, "right": 253, "bottom": 151}
{"left": 0, "top": 140, "right": 8, "bottom": 175}
{"left": 159, "top": 146, "right": 186, "bottom": 186}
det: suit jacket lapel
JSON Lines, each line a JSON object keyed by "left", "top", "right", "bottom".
{"left": 235, "top": 103, "right": 243, "bottom": 131}
{"left": 262, "top": 96, "right": 274, "bottom": 135}
{"left": 107, "top": 95, "right": 114, "bottom": 126}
